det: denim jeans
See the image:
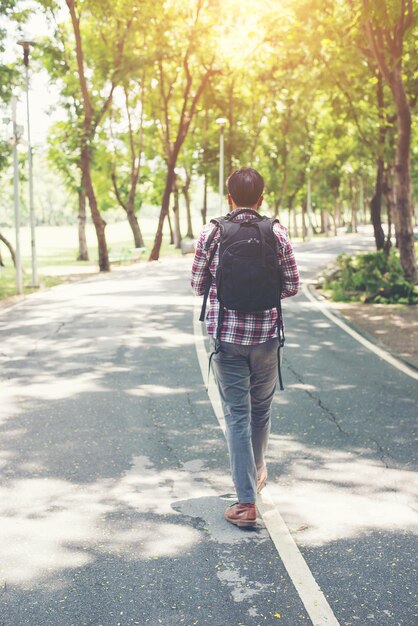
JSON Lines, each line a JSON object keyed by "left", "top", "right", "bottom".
{"left": 211, "top": 337, "right": 279, "bottom": 503}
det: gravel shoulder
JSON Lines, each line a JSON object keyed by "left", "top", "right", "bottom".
{"left": 324, "top": 298, "right": 418, "bottom": 369}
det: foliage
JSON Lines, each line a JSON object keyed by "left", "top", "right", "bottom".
{"left": 324, "top": 250, "right": 418, "bottom": 304}
{"left": 0, "top": 0, "right": 417, "bottom": 276}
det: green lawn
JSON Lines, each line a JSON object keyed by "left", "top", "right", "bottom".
{"left": 0, "top": 220, "right": 184, "bottom": 301}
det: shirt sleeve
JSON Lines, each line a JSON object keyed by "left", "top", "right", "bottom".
{"left": 191, "top": 226, "right": 212, "bottom": 296}
{"left": 275, "top": 225, "right": 300, "bottom": 299}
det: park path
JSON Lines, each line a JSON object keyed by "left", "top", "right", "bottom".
{"left": 0, "top": 231, "right": 417, "bottom": 626}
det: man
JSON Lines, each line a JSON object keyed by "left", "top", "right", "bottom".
{"left": 191, "top": 167, "right": 299, "bottom": 527}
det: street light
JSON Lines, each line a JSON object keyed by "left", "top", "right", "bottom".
{"left": 10, "top": 96, "right": 24, "bottom": 294}
{"left": 17, "top": 37, "right": 38, "bottom": 287}
{"left": 306, "top": 166, "right": 314, "bottom": 239}
{"left": 216, "top": 117, "right": 227, "bottom": 212}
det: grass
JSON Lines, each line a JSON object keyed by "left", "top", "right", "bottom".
{"left": 0, "top": 264, "right": 65, "bottom": 300}
{"left": 0, "top": 220, "right": 185, "bottom": 302}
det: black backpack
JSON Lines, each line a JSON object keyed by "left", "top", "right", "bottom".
{"left": 199, "top": 209, "right": 286, "bottom": 388}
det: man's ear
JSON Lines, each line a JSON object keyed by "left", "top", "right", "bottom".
{"left": 256, "top": 195, "right": 263, "bottom": 209}
{"left": 227, "top": 194, "right": 233, "bottom": 207}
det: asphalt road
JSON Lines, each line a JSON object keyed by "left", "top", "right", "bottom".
{"left": 0, "top": 231, "right": 417, "bottom": 626}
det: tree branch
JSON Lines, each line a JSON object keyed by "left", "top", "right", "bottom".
{"left": 93, "top": 16, "right": 133, "bottom": 131}
{"left": 111, "top": 172, "right": 128, "bottom": 212}
{"left": 319, "top": 52, "right": 371, "bottom": 147}
{"left": 364, "top": 19, "right": 393, "bottom": 86}
{"left": 403, "top": 0, "right": 414, "bottom": 34}
{"left": 124, "top": 85, "right": 136, "bottom": 162}
{"left": 66, "top": 0, "right": 93, "bottom": 122}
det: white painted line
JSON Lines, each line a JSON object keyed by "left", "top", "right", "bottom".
{"left": 192, "top": 303, "right": 340, "bottom": 626}
{"left": 257, "top": 490, "right": 340, "bottom": 626}
{"left": 302, "top": 284, "right": 418, "bottom": 381}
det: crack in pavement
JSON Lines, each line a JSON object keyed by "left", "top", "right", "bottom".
{"left": 286, "top": 364, "right": 393, "bottom": 469}
{"left": 286, "top": 364, "right": 351, "bottom": 436}
{"left": 370, "top": 437, "right": 390, "bottom": 470}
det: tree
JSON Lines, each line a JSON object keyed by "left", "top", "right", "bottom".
{"left": 362, "top": 0, "right": 417, "bottom": 281}
{"left": 109, "top": 80, "right": 147, "bottom": 248}
{"left": 41, "top": 21, "right": 90, "bottom": 261}
{"left": 64, "top": 0, "right": 136, "bottom": 271}
{"left": 0, "top": 231, "right": 16, "bottom": 266}
{"left": 38, "top": 0, "right": 137, "bottom": 270}
{"left": 147, "top": 0, "right": 221, "bottom": 261}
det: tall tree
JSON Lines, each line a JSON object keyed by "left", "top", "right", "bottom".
{"left": 147, "top": 0, "right": 220, "bottom": 261}
{"left": 64, "top": 0, "right": 135, "bottom": 271}
{"left": 109, "top": 79, "right": 147, "bottom": 248}
{"left": 362, "top": 0, "right": 417, "bottom": 281}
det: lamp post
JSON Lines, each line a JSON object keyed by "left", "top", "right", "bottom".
{"left": 17, "top": 37, "right": 38, "bottom": 287}
{"left": 216, "top": 117, "right": 227, "bottom": 212}
{"left": 306, "top": 167, "right": 314, "bottom": 239}
{"left": 11, "top": 96, "right": 23, "bottom": 294}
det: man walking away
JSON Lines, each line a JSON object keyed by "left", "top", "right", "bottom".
{"left": 191, "top": 167, "right": 299, "bottom": 527}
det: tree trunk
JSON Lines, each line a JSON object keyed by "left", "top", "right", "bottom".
{"left": 149, "top": 164, "right": 176, "bottom": 260}
{"left": 81, "top": 143, "right": 109, "bottom": 271}
{"left": 0, "top": 232, "right": 16, "bottom": 267}
{"left": 184, "top": 180, "right": 194, "bottom": 239}
{"left": 370, "top": 158, "right": 385, "bottom": 250}
{"left": 274, "top": 198, "right": 280, "bottom": 219}
{"left": 201, "top": 174, "right": 207, "bottom": 225}
{"left": 334, "top": 197, "right": 341, "bottom": 232}
{"left": 111, "top": 172, "right": 145, "bottom": 249}
{"left": 172, "top": 179, "right": 182, "bottom": 249}
{"left": 320, "top": 209, "right": 325, "bottom": 234}
{"left": 274, "top": 164, "right": 288, "bottom": 218}
{"left": 358, "top": 179, "right": 365, "bottom": 225}
{"left": 349, "top": 179, "right": 358, "bottom": 233}
{"left": 126, "top": 204, "right": 145, "bottom": 248}
{"left": 383, "top": 167, "right": 395, "bottom": 255}
{"left": 288, "top": 191, "right": 298, "bottom": 239}
{"left": 292, "top": 208, "right": 298, "bottom": 239}
{"left": 167, "top": 211, "right": 174, "bottom": 245}
{"left": 369, "top": 72, "right": 387, "bottom": 250}
{"left": 66, "top": 0, "right": 116, "bottom": 273}
{"left": 77, "top": 183, "right": 89, "bottom": 261}
{"left": 302, "top": 200, "right": 307, "bottom": 241}
{"left": 392, "top": 70, "right": 417, "bottom": 281}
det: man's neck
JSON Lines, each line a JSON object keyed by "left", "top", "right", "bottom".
{"left": 230, "top": 206, "right": 258, "bottom": 212}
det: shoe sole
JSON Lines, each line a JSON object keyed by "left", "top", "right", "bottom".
{"left": 224, "top": 514, "right": 257, "bottom": 528}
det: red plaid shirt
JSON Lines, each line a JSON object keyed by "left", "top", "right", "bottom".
{"left": 191, "top": 209, "right": 299, "bottom": 345}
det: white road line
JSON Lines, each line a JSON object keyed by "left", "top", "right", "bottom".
{"left": 302, "top": 283, "right": 418, "bottom": 381}
{"left": 192, "top": 306, "right": 340, "bottom": 626}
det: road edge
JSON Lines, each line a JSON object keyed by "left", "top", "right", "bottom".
{"left": 304, "top": 283, "right": 418, "bottom": 380}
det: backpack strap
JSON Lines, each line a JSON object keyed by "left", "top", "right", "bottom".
{"left": 204, "top": 218, "right": 222, "bottom": 251}
{"left": 199, "top": 218, "right": 225, "bottom": 322}
{"left": 199, "top": 240, "right": 218, "bottom": 322}
{"left": 268, "top": 218, "right": 286, "bottom": 390}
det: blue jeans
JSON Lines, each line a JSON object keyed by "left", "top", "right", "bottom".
{"left": 211, "top": 337, "right": 279, "bottom": 503}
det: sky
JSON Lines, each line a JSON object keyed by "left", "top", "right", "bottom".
{"left": 1, "top": 4, "right": 61, "bottom": 148}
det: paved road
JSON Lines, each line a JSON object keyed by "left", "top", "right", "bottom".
{"left": 0, "top": 231, "right": 417, "bottom": 626}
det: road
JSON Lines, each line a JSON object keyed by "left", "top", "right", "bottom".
{"left": 0, "top": 231, "right": 417, "bottom": 626}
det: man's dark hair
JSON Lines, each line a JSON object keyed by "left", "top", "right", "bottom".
{"left": 226, "top": 167, "right": 264, "bottom": 207}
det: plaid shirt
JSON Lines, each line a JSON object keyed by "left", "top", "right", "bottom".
{"left": 191, "top": 209, "right": 299, "bottom": 345}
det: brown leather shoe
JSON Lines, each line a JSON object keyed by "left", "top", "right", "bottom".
{"left": 224, "top": 502, "right": 257, "bottom": 527}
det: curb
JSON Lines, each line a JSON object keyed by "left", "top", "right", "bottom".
{"left": 307, "top": 283, "right": 418, "bottom": 373}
